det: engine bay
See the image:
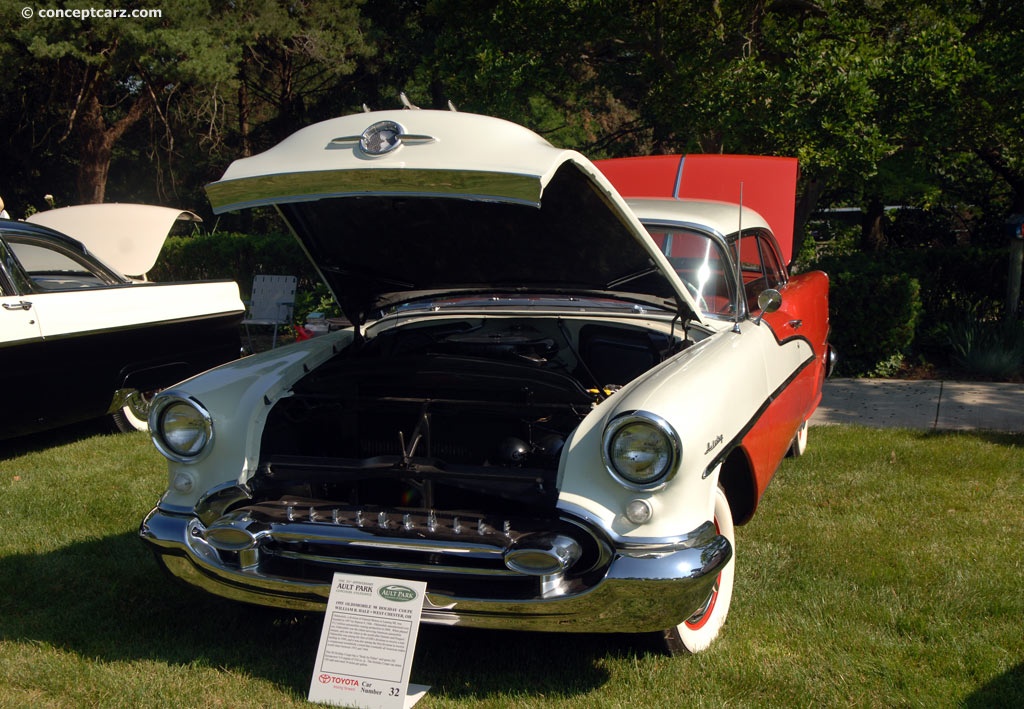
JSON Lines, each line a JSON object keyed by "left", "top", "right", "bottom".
{"left": 255, "top": 316, "right": 689, "bottom": 513}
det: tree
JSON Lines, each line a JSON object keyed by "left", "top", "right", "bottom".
{"left": 226, "top": 0, "right": 373, "bottom": 156}
{"left": 379, "top": 1, "right": 1008, "bottom": 259}
{"left": 0, "top": 0, "right": 239, "bottom": 204}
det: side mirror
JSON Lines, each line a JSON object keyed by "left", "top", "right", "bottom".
{"left": 753, "top": 289, "right": 782, "bottom": 326}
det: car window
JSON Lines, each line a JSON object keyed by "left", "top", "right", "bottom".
{"left": 647, "top": 228, "right": 736, "bottom": 317}
{"left": 738, "top": 232, "right": 786, "bottom": 311}
{"left": 5, "top": 236, "right": 115, "bottom": 290}
{"left": 0, "top": 237, "right": 34, "bottom": 295}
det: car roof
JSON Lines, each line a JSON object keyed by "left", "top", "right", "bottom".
{"left": 626, "top": 198, "right": 773, "bottom": 238}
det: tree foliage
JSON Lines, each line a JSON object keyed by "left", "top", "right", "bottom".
{"left": 0, "top": 0, "right": 241, "bottom": 204}
{"left": 0, "top": 0, "right": 1021, "bottom": 247}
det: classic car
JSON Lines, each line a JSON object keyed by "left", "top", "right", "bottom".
{"left": 140, "top": 109, "right": 831, "bottom": 654}
{"left": 0, "top": 209, "right": 244, "bottom": 439}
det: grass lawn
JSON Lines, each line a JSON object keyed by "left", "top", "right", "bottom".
{"left": 1, "top": 423, "right": 1021, "bottom": 708}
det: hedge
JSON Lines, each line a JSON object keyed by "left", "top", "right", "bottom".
{"left": 149, "top": 231, "right": 318, "bottom": 297}
{"left": 812, "top": 246, "right": 1011, "bottom": 376}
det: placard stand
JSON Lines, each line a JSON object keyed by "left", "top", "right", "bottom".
{"left": 308, "top": 573, "right": 429, "bottom": 708}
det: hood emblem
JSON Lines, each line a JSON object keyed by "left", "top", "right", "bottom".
{"left": 329, "top": 121, "right": 436, "bottom": 156}
{"left": 360, "top": 120, "right": 404, "bottom": 155}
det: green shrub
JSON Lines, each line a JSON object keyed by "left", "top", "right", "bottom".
{"left": 150, "top": 231, "right": 319, "bottom": 295}
{"left": 815, "top": 252, "right": 923, "bottom": 376}
{"left": 812, "top": 246, "right": 1013, "bottom": 377}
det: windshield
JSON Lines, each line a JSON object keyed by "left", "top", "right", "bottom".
{"left": 646, "top": 227, "right": 736, "bottom": 318}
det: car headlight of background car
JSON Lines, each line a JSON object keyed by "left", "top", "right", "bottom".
{"left": 602, "top": 411, "right": 681, "bottom": 490}
{"left": 150, "top": 394, "right": 214, "bottom": 463}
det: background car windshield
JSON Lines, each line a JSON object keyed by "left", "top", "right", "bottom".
{"left": 647, "top": 228, "right": 736, "bottom": 317}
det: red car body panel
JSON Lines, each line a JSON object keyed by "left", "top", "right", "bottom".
{"left": 596, "top": 154, "right": 800, "bottom": 264}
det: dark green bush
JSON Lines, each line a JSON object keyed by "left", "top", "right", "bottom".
{"left": 816, "top": 252, "right": 923, "bottom": 376}
{"left": 812, "top": 246, "right": 1015, "bottom": 376}
{"left": 150, "top": 231, "right": 319, "bottom": 296}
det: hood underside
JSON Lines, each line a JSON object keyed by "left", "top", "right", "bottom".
{"left": 275, "top": 164, "right": 682, "bottom": 323}
{"left": 206, "top": 110, "right": 698, "bottom": 326}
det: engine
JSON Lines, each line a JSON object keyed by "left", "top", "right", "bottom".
{"left": 254, "top": 317, "right": 680, "bottom": 514}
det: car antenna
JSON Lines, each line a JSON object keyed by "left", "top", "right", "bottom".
{"left": 732, "top": 182, "right": 744, "bottom": 334}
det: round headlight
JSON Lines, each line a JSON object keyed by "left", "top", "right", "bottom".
{"left": 151, "top": 395, "right": 213, "bottom": 462}
{"left": 603, "top": 412, "right": 680, "bottom": 489}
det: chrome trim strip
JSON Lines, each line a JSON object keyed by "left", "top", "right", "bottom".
{"left": 672, "top": 156, "right": 686, "bottom": 199}
{"left": 270, "top": 549, "right": 518, "bottom": 577}
{"left": 255, "top": 520, "right": 509, "bottom": 557}
{"left": 206, "top": 169, "right": 542, "bottom": 214}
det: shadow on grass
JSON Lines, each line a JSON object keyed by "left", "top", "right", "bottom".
{"left": 963, "top": 661, "right": 1024, "bottom": 707}
{"left": 0, "top": 532, "right": 648, "bottom": 700}
{"left": 907, "top": 429, "right": 1024, "bottom": 446}
{"left": 0, "top": 419, "right": 114, "bottom": 460}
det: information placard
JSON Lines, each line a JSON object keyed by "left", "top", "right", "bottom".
{"left": 308, "top": 573, "right": 428, "bottom": 708}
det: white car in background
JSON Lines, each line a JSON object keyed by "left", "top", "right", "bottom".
{"left": 1, "top": 206, "right": 243, "bottom": 438}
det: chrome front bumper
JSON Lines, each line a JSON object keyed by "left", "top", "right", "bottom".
{"left": 140, "top": 506, "right": 732, "bottom": 634}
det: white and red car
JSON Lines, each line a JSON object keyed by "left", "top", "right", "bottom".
{"left": 140, "top": 109, "right": 831, "bottom": 653}
{"left": 1, "top": 205, "right": 243, "bottom": 438}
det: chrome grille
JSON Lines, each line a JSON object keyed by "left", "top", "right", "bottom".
{"left": 198, "top": 499, "right": 609, "bottom": 595}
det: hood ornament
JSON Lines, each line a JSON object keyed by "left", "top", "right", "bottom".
{"left": 329, "top": 120, "right": 436, "bottom": 156}
{"left": 360, "top": 120, "right": 404, "bottom": 155}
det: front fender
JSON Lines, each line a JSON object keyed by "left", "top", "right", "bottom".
{"left": 153, "top": 331, "right": 353, "bottom": 511}
{"left": 558, "top": 325, "right": 770, "bottom": 540}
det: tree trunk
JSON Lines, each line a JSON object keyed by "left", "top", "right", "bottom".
{"left": 74, "top": 93, "right": 148, "bottom": 204}
{"left": 861, "top": 196, "right": 887, "bottom": 251}
{"left": 238, "top": 65, "right": 252, "bottom": 157}
{"left": 792, "top": 167, "right": 835, "bottom": 263}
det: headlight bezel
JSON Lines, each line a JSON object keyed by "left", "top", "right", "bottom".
{"left": 150, "top": 393, "right": 214, "bottom": 463}
{"left": 602, "top": 410, "right": 681, "bottom": 490}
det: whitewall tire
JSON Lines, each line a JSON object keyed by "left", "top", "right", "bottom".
{"left": 788, "top": 420, "right": 809, "bottom": 458}
{"left": 661, "top": 485, "right": 735, "bottom": 654}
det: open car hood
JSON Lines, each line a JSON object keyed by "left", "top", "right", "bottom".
{"left": 205, "top": 110, "right": 700, "bottom": 326}
{"left": 27, "top": 204, "right": 201, "bottom": 278}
